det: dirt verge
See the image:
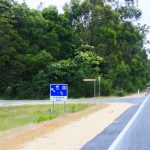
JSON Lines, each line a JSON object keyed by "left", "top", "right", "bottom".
{"left": 0, "top": 103, "right": 107, "bottom": 150}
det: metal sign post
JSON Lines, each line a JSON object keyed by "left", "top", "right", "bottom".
{"left": 94, "top": 79, "right": 96, "bottom": 97}
{"left": 51, "top": 101, "right": 55, "bottom": 113}
{"left": 98, "top": 75, "right": 101, "bottom": 97}
{"left": 50, "top": 84, "right": 68, "bottom": 113}
{"left": 64, "top": 101, "right": 67, "bottom": 113}
{"left": 83, "top": 79, "right": 96, "bottom": 97}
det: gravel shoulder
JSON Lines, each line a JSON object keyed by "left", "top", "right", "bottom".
{"left": 2, "top": 102, "right": 132, "bottom": 150}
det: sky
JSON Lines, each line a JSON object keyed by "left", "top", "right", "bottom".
{"left": 18, "top": 0, "right": 70, "bottom": 13}
{"left": 18, "top": 0, "right": 150, "bottom": 56}
{"left": 138, "top": 0, "right": 150, "bottom": 48}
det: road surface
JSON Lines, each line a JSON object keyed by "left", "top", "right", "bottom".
{"left": 82, "top": 93, "right": 150, "bottom": 150}
{"left": 109, "top": 93, "right": 150, "bottom": 150}
{"left": 0, "top": 94, "right": 145, "bottom": 106}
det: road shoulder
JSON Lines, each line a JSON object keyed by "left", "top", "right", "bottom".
{"left": 11, "top": 103, "right": 132, "bottom": 150}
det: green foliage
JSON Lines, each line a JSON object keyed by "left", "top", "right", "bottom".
{"left": 36, "top": 114, "right": 57, "bottom": 122}
{"left": 0, "top": 0, "right": 149, "bottom": 99}
{"left": 114, "top": 89, "right": 127, "bottom": 97}
{"left": 100, "top": 78, "right": 113, "bottom": 95}
{"left": 4, "top": 86, "right": 13, "bottom": 98}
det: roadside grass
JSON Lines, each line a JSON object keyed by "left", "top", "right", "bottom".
{"left": 0, "top": 103, "right": 93, "bottom": 131}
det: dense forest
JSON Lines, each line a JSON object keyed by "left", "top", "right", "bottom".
{"left": 0, "top": 0, "right": 150, "bottom": 99}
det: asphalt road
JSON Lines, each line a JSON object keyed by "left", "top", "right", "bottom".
{"left": 109, "top": 93, "right": 150, "bottom": 150}
{"left": 0, "top": 95, "right": 145, "bottom": 106}
{"left": 82, "top": 93, "right": 150, "bottom": 150}
{"left": 81, "top": 103, "right": 140, "bottom": 150}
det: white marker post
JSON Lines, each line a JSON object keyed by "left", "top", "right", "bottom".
{"left": 138, "top": 89, "right": 140, "bottom": 95}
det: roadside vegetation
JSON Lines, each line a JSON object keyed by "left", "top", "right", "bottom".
{"left": 0, "top": 103, "right": 94, "bottom": 131}
{"left": 0, "top": 0, "right": 150, "bottom": 99}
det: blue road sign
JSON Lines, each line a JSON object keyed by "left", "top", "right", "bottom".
{"left": 50, "top": 84, "right": 68, "bottom": 102}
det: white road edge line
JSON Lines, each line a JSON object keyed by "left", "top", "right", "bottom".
{"left": 108, "top": 93, "right": 150, "bottom": 150}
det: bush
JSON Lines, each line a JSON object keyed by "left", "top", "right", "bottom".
{"left": 36, "top": 115, "right": 56, "bottom": 122}
{"left": 4, "top": 86, "right": 13, "bottom": 99}
{"left": 115, "top": 89, "right": 126, "bottom": 97}
{"left": 100, "top": 79, "right": 113, "bottom": 96}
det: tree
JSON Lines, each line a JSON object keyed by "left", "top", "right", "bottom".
{"left": 0, "top": 0, "right": 149, "bottom": 99}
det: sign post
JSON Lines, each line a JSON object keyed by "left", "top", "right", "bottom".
{"left": 98, "top": 75, "right": 101, "bottom": 97}
{"left": 83, "top": 79, "right": 96, "bottom": 97}
{"left": 50, "top": 84, "right": 68, "bottom": 113}
{"left": 64, "top": 101, "right": 66, "bottom": 113}
{"left": 52, "top": 101, "right": 54, "bottom": 113}
{"left": 94, "top": 79, "right": 96, "bottom": 97}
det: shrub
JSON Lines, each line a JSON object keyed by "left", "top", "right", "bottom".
{"left": 115, "top": 89, "right": 126, "bottom": 97}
